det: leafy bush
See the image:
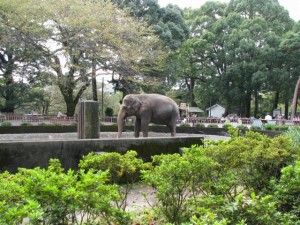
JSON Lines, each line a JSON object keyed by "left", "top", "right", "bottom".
{"left": 237, "top": 124, "right": 248, "bottom": 130}
{"left": 273, "top": 161, "right": 300, "bottom": 216}
{"left": 222, "top": 123, "right": 233, "bottom": 130}
{"left": 207, "top": 124, "right": 218, "bottom": 128}
{"left": 105, "top": 107, "right": 114, "bottom": 116}
{"left": 180, "top": 123, "right": 191, "bottom": 127}
{"left": 141, "top": 130, "right": 300, "bottom": 224}
{"left": 20, "top": 121, "right": 32, "bottom": 126}
{"left": 142, "top": 153, "right": 193, "bottom": 224}
{"left": 0, "top": 159, "right": 129, "bottom": 225}
{"left": 250, "top": 125, "right": 262, "bottom": 130}
{"left": 283, "top": 126, "right": 300, "bottom": 147}
{"left": 194, "top": 122, "right": 205, "bottom": 128}
{"left": 264, "top": 123, "right": 276, "bottom": 130}
{"left": 79, "top": 150, "right": 150, "bottom": 211}
{"left": 1, "top": 121, "right": 12, "bottom": 127}
{"left": 38, "top": 122, "right": 49, "bottom": 126}
{"left": 274, "top": 125, "right": 289, "bottom": 131}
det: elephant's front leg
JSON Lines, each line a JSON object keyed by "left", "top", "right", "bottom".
{"left": 141, "top": 119, "right": 150, "bottom": 137}
{"left": 134, "top": 119, "right": 141, "bottom": 138}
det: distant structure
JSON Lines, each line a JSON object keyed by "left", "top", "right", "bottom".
{"left": 206, "top": 104, "right": 225, "bottom": 118}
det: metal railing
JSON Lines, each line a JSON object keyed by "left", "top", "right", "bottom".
{"left": 0, "top": 113, "right": 298, "bottom": 126}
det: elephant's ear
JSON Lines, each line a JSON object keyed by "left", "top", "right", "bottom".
{"left": 131, "top": 96, "right": 142, "bottom": 112}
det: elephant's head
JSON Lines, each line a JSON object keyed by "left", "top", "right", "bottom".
{"left": 117, "top": 95, "right": 141, "bottom": 138}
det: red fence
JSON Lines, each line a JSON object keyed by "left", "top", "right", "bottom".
{"left": 0, "top": 113, "right": 299, "bottom": 126}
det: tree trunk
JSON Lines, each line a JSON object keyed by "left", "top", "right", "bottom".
{"left": 186, "top": 77, "right": 197, "bottom": 107}
{"left": 245, "top": 91, "right": 251, "bottom": 118}
{"left": 291, "top": 76, "right": 300, "bottom": 119}
{"left": 273, "top": 91, "right": 279, "bottom": 111}
{"left": 117, "top": 109, "right": 126, "bottom": 138}
{"left": 254, "top": 89, "right": 259, "bottom": 118}
{"left": 284, "top": 98, "right": 289, "bottom": 120}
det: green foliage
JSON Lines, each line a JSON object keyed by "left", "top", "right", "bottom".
{"left": 272, "top": 161, "right": 300, "bottom": 216}
{"left": 283, "top": 126, "right": 300, "bottom": 147}
{"left": 20, "top": 121, "right": 32, "bottom": 126}
{"left": 207, "top": 124, "right": 219, "bottom": 128}
{"left": 0, "top": 121, "right": 12, "bottom": 126}
{"left": 250, "top": 125, "right": 262, "bottom": 130}
{"left": 274, "top": 125, "right": 289, "bottom": 131}
{"left": 237, "top": 125, "right": 248, "bottom": 130}
{"left": 141, "top": 130, "right": 300, "bottom": 224}
{"left": 105, "top": 107, "right": 114, "bottom": 117}
{"left": 180, "top": 123, "right": 191, "bottom": 127}
{"left": 0, "top": 159, "right": 129, "bottom": 224}
{"left": 79, "top": 150, "right": 150, "bottom": 211}
{"left": 264, "top": 123, "right": 276, "bottom": 130}
{"left": 222, "top": 123, "right": 233, "bottom": 130}
{"left": 142, "top": 153, "right": 193, "bottom": 224}
{"left": 195, "top": 122, "right": 205, "bottom": 128}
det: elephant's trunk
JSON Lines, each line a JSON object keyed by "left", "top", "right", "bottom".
{"left": 117, "top": 109, "right": 126, "bottom": 138}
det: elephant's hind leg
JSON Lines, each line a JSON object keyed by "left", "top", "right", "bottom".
{"left": 167, "top": 124, "right": 176, "bottom": 137}
{"left": 134, "top": 119, "right": 141, "bottom": 138}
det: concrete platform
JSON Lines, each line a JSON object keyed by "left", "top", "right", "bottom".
{"left": 0, "top": 132, "right": 225, "bottom": 173}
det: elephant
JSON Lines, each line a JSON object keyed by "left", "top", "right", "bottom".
{"left": 117, "top": 94, "right": 179, "bottom": 138}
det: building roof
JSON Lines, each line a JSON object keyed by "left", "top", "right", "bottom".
{"left": 206, "top": 104, "right": 225, "bottom": 111}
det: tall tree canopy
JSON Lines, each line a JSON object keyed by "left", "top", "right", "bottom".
{"left": 175, "top": 0, "right": 295, "bottom": 117}
{"left": 0, "top": 0, "right": 165, "bottom": 116}
{"left": 111, "top": 0, "right": 188, "bottom": 95}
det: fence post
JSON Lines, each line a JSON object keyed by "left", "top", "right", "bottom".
{"left": 77, "top": 101, "right": 100, "bottom": 139}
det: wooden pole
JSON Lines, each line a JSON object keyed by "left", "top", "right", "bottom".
{"left": 291, "top": 76, "right": 300, "bottom": 119}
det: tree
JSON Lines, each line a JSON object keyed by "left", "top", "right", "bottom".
{"left": 0, "top": 0, "right": 47, "bottom": 112}
{"left": 112, "top": 0, "right": 189, "bottom": 95}
{"left": 180, "top": 0, "right": 294, "bottom": 117}
{"left": 0, "top": 0, "right": 164, "bottom": 116}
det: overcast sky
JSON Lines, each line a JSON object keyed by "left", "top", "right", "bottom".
{"left": 158, "top": 0, "right": 300, "bottom": 21}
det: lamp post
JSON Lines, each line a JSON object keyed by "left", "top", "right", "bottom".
{"left": 101, "top": 77, "right": 104, "bottom": 116}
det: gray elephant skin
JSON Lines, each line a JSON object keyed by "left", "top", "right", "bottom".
{"left": 117, "top": 94, "right": 179, "bottom": 138}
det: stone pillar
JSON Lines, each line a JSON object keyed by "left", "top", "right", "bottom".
{"left": 77, "top": 101, "right": 100, "bottom": 139}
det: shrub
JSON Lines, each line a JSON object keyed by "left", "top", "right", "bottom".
{"left": 283, "top": 126, "right": 300, "bottom": 147}
{"left": 222, "top": 124, "right": 233, "bottom": 130}
{"left": 274, "top": 125, "right": 289, "bottom": 131}
{"left": 38, "top": 122, "right": 49, "bottom": 126}
{"left": 180, "top": 123, "right": 191, "bottom": 127}
{"left": 237, "top": 124, "right": 248, "bottom": 130}
{"left": 79, "top": 150, "right": 150, "bottom": 211}
{"left": 105, "top": 107, "right": 114, "bottom": 116}
{"left": 142, "top": 153, "right": 193, "bottom": 224}
{"left": 250, "top": 125, "right": 261, "bottom": 130}
{"left": 272, "top": 161, "right": 300, "bottom": 217}
{"left": 1, "top": 121, "right": 12, "bottom": 127}
{"left": 195, "top": 122, "right": 205, "bottom": 128}
{"left": 264, "top": 124, "right": 275, "bottom": 130}
{"left": 20, "top": 121, "right": 32, "bottom": 126}
{"left": 0, "top": 159, "right": 128, "bottom": 225}
{"left": 207, "top": 124, "right": 218, "bottom": 128}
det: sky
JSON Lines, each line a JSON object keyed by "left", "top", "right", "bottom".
{"left": 158, "top": 0, "right": 300, "bottom": 21}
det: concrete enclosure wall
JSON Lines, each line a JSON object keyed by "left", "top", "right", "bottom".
{"left": 0, "top": 137, "right": 203, "bottom": 173}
